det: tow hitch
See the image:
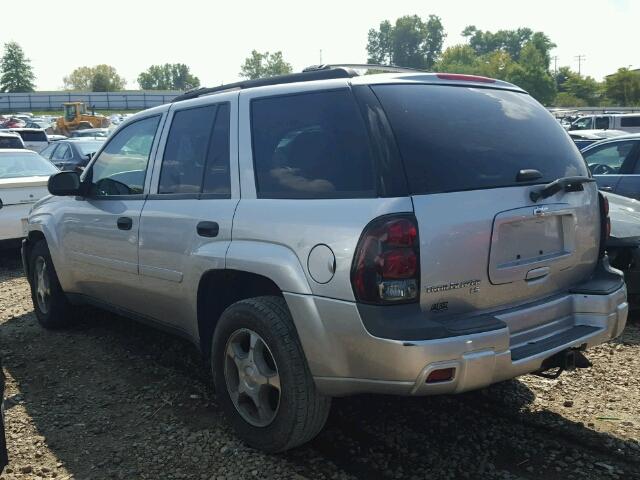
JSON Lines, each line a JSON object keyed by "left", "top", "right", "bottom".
{"left": 533, "top": 347, "right": 592, "bottom": 379}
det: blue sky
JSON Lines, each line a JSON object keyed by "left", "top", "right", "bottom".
{"left": 2, "top": 0, "right": 638, "bottom": 90}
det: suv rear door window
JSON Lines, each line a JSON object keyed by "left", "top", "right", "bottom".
{"left": 202, "top": 103, "right": 231, "bottom": 195}
{"left": 250, "top": 89, "right": 375, "bottom": 199}
{"left": 373, "top": 85, "right": 588, "bottom": 194}
{"left": 159, "top": 105, "right": 217, "bottom": 194}
{"left": 158, "top": 103, "right": 231, "bottom": 196}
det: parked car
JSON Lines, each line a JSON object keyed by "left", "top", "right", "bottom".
{"left": 569, "top": 129, "right": 627, "bottom": 149}
{"left": 47, "top": 135, "right": 67, "bottom": 142}
{"left": 570, "top": 113, "right": 640, "bottom": 133}
{"left": 70, "top": 128, "right": 110, "bottom": 138}
{"left": 22, "top": 67, "right": 627, "bottom": 452}
{"left": 7, "top": 128, "right": 49, "bottom": 152}
{"left": 0, "top": 131, "right": 25, "bottom": 149}
{"left": 581, "top": 134, "right": 640, "bottom": 200}
{"left": 0, "top": 117, "right": 25, "bottom": 129}
{"left": 40, "top": 139, "right": 105, "bottom": 171}
{"left": 605, "top": 192, "right": 640, "bottom": 305}
{"left": 0, "top": 149, "right": 57, "bottom": 243}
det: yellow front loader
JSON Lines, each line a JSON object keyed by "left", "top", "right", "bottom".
{"left": 54, "top": 102, "right": 110, "bottom": 136}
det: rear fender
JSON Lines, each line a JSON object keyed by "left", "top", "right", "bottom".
{"left": 225, "top": 240, "right": 312, "bottom": 294}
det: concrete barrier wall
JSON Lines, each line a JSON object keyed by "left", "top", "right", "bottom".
{"left": 0, "top": 91, "right": 182, "bottom": 112}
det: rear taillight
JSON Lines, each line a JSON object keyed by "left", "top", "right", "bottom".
{"left": 599, "top": 192, "right": 610, "bottom": 258}
{"left": 351, "top": 215, "right": 420, "bottom": 304}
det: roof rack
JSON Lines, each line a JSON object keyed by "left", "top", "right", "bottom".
{"left": 172, "top": 67, "right": 358, "bottom": 103}
{"left": 302, "top": 63, "right": 426, "bottom": 74}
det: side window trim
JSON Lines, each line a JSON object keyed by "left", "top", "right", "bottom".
{"left": 83, "top": 113, "right": 164, "bottom": 199}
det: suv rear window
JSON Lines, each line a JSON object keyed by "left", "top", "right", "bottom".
{"left": 373, "top": 85, "right": 588, "bottom": 194}
{"left": 620, "top": 116, "right": 640, "bottom": 127}
{"left": 16, "top": 131, "right": 47, "bottom": 142}
{"left": 251, "top": 89, "right": 375, "bottom": 199}
{"left": 0, "top": 137, "right": 23, "bottom": 149}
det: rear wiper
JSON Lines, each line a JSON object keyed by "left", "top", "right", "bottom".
{"left": 530, "top": 176, "right": 595, "bottom": 203}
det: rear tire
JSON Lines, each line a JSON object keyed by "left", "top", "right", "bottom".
{"left": 212, "top": 296, "right": 331, "bottom": 452}
{"left": 28, "top": 240, "right": 75, "bottom": 329}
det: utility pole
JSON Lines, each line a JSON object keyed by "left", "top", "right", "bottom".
{"left": 551, "top": 56, "right": 559, "bottom": 75}
{"left": 575, "top": 54, "right": 586, "bottom": 75}
{"left": 319, "top": 49, "right": 323, "bottom": 64}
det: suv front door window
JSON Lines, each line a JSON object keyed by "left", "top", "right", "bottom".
{"left": 88, "top": 116, "right": 159, "bottom": 196}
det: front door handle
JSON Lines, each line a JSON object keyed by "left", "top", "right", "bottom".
{"left": 117, "top": 216, "right": 133, "bottom": 230}
{"left": 197, "top": 221, "right": 219, "bottom": 238}
{"left": 600, "top": 186, "right": 613, "bottom": 192}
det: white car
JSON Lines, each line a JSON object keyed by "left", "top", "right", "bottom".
{"left": 0, "top": 131, "right": 25, "bottom": 149}
{"left": 0, "top": 150, "right": 58, "bottom": 242}
{"left": 8, "top": 128, "right": 50, "bottom": 152}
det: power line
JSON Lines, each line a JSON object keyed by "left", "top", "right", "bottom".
{"left": 574, "top": 54, "right": 586, "bottom": 75}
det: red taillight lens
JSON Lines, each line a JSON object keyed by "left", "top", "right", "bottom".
{"left": 380, "top": 249, "right": 417, "bottom": 279}
{"left": 386, "top": 219, "right": 417, "bottom": 247}
{"left": 352, "top": 215, "right": 420, "bottom": 304}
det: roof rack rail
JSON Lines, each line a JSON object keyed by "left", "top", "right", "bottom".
{"left": 172, "top": 67, "right": 358, "bottom": 103}
{"left": 302, "top": 63, "right": 426, "bottom": 74}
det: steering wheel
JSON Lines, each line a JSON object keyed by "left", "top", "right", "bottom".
{"left": 590, "top": 164, "right": 614, "bottom": 175}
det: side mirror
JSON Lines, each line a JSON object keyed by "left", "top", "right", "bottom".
{"left": 48, "top": 171, "right": 82, "bottom": 196}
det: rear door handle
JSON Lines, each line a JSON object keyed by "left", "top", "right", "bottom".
{"left": 117, "top": 216, "right": 133, "bottom": 230}
{"left": 600, "top": 186, "right": 613, "bottom": 191}
{"left": 197, "top": 221, "right": 219, "bottom": 238}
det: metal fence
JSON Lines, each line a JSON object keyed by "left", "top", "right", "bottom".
{"left": 0, "top": 91, "right": 182, "bottom": 112}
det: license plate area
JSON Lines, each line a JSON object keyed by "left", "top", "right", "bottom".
{"left": 489, "top": 205, "right": 576, "bottom": 285}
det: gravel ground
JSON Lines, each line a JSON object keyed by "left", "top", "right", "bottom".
{"left": 0, "top": 248, "right": 639, "bottom": 480}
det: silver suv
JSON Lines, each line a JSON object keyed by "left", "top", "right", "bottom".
{"left": 21, "top": 66, "right": 628, "bottom": 452}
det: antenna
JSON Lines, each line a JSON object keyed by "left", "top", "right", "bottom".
{"left": 574, "top": 54, "right": 586, "bottom": 75}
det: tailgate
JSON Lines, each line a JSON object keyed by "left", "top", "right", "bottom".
{"left": 414, "top": 183, "right": 600, "bottom": 320}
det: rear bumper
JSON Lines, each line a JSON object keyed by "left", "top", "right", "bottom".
{"left": 286, "top": 263, "right": 628, "bottom": 397}
{"left": 0, "top": 203, "right": 31, "bottom": 241}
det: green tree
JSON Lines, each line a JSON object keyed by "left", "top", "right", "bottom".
{"left": 554, "top": 92, "right": 587, "bottom": 108}
{"left": 366, "top": 15, "right": 446, "bottom": 70}
{"left": 366, "top": 20, "right": 393, "bottom": 64}
{"left": 461, "top": 26, "right": 554, "bottom": 64}
{"left": 0, "top": 41, "right": 35, "bottom": 93}
{"left": 505, "top": 43, "right": 556, "bottom": 105}
{"left": 138, "top": 63, "right": 200, "bottom": 90}
{"left": 605, "top": 68, "right": 640, "bottom": 106}
{"left": 239, "top": 50, "right": 292, "bottom": 80}
{"left": 557, "top": 68, "right": 600, "bottom": 106}
{"left": 64, "top": 64, "right": 125, "bottom": 91}
{"left": 436, "top": 44, "right": 479, "bottom": 74}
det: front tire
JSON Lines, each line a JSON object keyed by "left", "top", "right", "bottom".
{"left": 28, "top": 240, "right": 75, "bottom": 329}
{"left": 212, "top": 296, "right": 331, "bottom": 452}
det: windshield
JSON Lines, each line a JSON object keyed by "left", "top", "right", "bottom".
{"left": 373, "top": 85, "right": 588, "bottom": 194}
{"left": 0, "top": 151, "right": 58, "bottom": 179}
{"left": 76, "top": 141, "right": 104, "bottom": 155}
